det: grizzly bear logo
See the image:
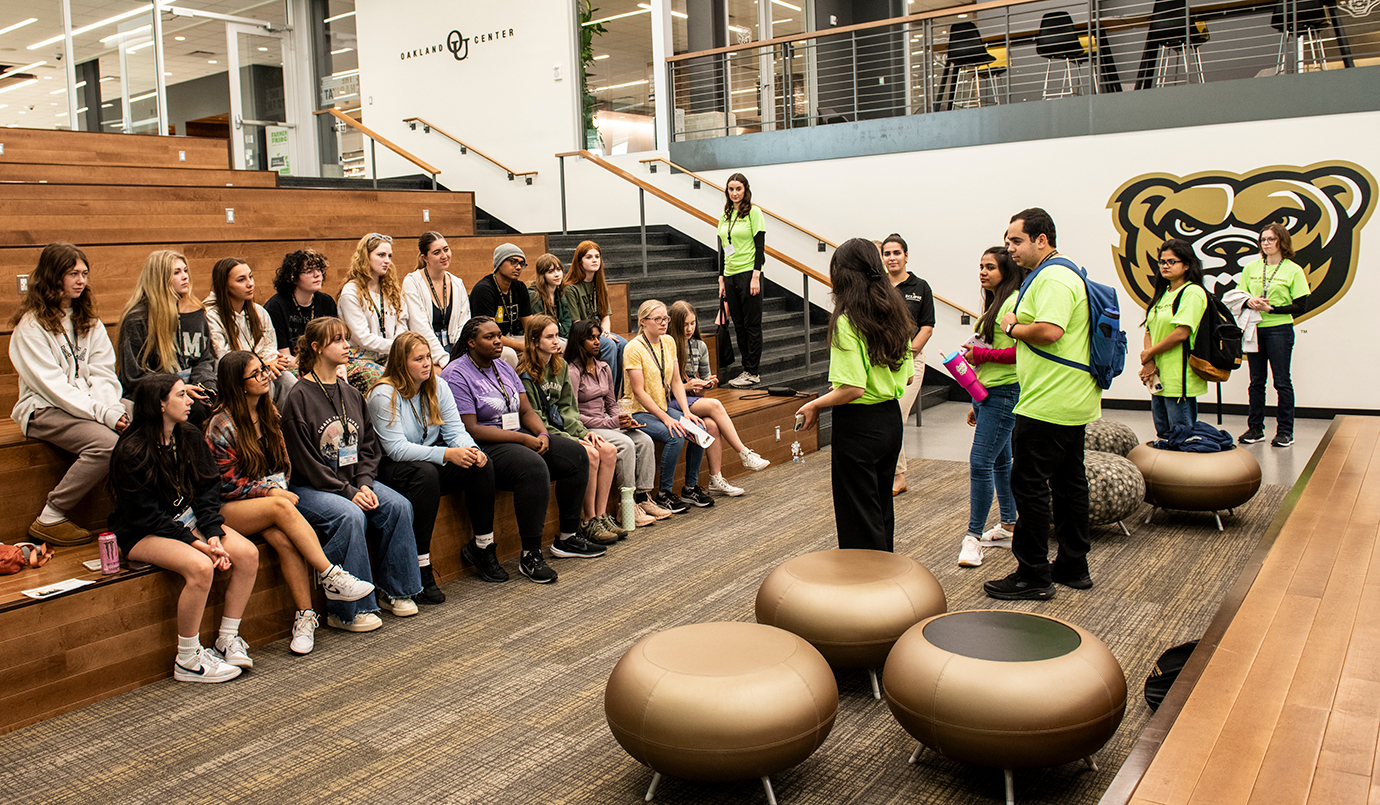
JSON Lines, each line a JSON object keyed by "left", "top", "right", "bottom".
{"left": 1108, "top": 162, "right": 1375, "bottom": 322}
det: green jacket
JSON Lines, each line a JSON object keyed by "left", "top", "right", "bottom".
{"left": 528, "top": 287, "right": 574, "bottom": 338}
{"left": 520, "top": 365, "right": 587, "bottom": 439}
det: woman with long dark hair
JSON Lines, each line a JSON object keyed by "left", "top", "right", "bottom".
{"left": 402, "top": 231, "right": 470, "bottom": 367}
{"left": 795, "top": 238, "right": 913, "bottom": 552}
{"left": 369, "top": 331, "right": 497, "bottom": 603}
{"left": 564, "top": 240, "right": 628, "bottom": 391}
{"left": 338, "top": 233, "right": 411, "bottom": 394}
{"left": 1138, "top": 238, "right": 1210, "bottom": 439}
{"left": 264, "top": 249, "right": 338, "bottom": 373}
{"left": 956, "top": 247, "right": 1026, "bottom": 568}
{"left": 10, "top": 243, "right": 128, "bottom": 546}
{"left": 208, "top": 350, "right": 374, "bottom": 655}
{"left": 717, "top": 173, "right": 767, "bottom": 388}
{"left": 528, "top": 254, "right": 574, "bottom": 339}
{"left": 110, "top": 373, "right": 259, "bottom": 682}
{"left": 1235, "top": 223, "right": 1310, "bottom": 447}
{"left": 205, "top": 257, "right": 293, "bottom": 398}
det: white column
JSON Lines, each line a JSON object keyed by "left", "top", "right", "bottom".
{"left": 152, "top": 1, "right": 169, "bottom": 134}
{"left": 651, "top": 0, "right": 673, "bottom": 150}
{"left": 60, "top": 0, "right": 78, "bottom": 127}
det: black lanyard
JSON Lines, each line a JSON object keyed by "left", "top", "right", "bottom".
{"left": 406, "top": 392, "right": 429, "bottom": 430}
{"left": 467, "top": 355, "right": 516, "bottom": 412}
{"left": 640, "top": 334, "right": 668, "bottom": 386}
{"left": 309, "top": 372, "right": 354, "bottom": 443}
{"left": 427, "top": 272, "right": 451, "bottom": 311}
{"left": 369, "top": 291, "right": 387, "bottom": 336}
{"left": 1262, "top": 261, "right": 1284, "bottom": 297}
{"left": 60, "top": 321, "right": 81, "bottom": 378}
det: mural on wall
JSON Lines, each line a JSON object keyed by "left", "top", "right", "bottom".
{"left": 1107, "top": 161, "right": 1376, "bottom": 323}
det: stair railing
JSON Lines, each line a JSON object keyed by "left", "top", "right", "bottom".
{"left": 403, "top": 117, "right": 539, "bottom": 185}
{"left": 314, "top": 108, "right": 439, "bottom": 190}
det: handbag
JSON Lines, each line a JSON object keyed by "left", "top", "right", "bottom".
{"left": 716, "top": 293, "right": 736, "bottom": 367}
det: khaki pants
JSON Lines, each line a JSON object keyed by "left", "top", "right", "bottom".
{"left": 895, "top": 352, "right": 926, "bottom": 476}
{"left": 25, "top": 407, "right": 119, "bottom": 516}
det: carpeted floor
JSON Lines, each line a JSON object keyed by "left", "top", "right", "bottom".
{"left": 0, "top": 457, "right": 1284, "bottom": 805}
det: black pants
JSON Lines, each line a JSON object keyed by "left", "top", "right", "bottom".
{"left": 832, "top": 399, "right": 903, "bottom": 552}
{"left": 723, "top": 271, "right": 763, "bottom": 374}
{"left": 1009, "top": 414, "right": 1091, "bottom": 584}
{"left": 480, "top": 433, "right": 587, "bottom": 551}
{"left": 376, "top": 456, "right": 496, "bottom": 555}
{"left": 1246, "top": 324, "right": 1295, "bottom": 437}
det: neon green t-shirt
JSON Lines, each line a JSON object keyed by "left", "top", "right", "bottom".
{"left": 828, "top": 314, "right": 913, "bottom": 405}
{"left": 1234, "top": 258, "right": 1309, "bottom": 329}
{"left": 975, "top": 290, "right": 1019, "bottom": 388}
{"left": 1012, "top": 263, "right": 1102, "bottom": 426}
{"left": 1148, "top": 283, "right": 1208, "bottom": 399}
{"left": 717, "top": 205, "right": 766, "bottom": 277}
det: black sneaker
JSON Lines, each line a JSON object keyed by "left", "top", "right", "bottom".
{"left": 1271, "top": 434, "right": 1294, "bottom": 447}
{"left": 1051, "top": 568, "right": 1094, "bottom": 590}
{"left": 519, "top": 550, "right": 557, "bottom": 583}
{"left": 680, "top": 486, "right": 714, "bottom": 508}
{"left": 462, "top": 540, "right": 509, "bottom": 583}
{"left": 416, "top": 565, "right": 446, "bottom": 605}
{"left": 550, "top": 535, "right": 606, "bottom": 559}
{"left": 1239, "top": 429, "right": 1266, "bottom": 444}
{"left": 654, "top": 491, "right": 689, "bottom": 514}
{"left": 983, "top": 572, "right": 1056, "bottom": 601}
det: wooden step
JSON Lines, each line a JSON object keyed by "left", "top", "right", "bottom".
{"left": 0, "top": 127, "right": 230, "bottom": 170}
{"left": 0, "top": 163, "right": 278, "bottom": 188}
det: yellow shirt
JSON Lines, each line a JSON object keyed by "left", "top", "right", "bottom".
{"left": 623, "top": 334, "right": 678, "bottom": 414}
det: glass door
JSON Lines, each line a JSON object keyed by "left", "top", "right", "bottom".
{"left": 226, "top": 22, "right": 296, "bottom": 173}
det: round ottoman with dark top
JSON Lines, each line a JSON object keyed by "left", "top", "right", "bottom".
{"left": 605, "top": 622, "right": 838, "bottom": 804}
{"left": 756, "top": 549, "right": 947, "bottom": 699}
{"left": 1086, "top": 450, "right": 1146, "bottom": 536}
{"left": 884, "top": 610, "right": 1126, "bottom": 805}
{"left": 1085, "top": 417, "right": 1140, "bottom": 457}
{"left": 1127, "top": 443, "right": 1261, "bottom": 531}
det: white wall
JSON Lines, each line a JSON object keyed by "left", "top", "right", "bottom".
{"left": 353, "top": 4, "right": 1379, "bottom": 408}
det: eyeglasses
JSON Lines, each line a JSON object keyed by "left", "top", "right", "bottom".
{"left": 244, "top": 367, "right": 270, "bottom": 381}
{"left": 506, "top": 257, "right": 527, "bottom": 267}
{"left": 300, "top": 267, "right": 324, "bottom": 276}
{"left": 646, "top": 316, "right": 670, "bottom": 324}
{"left": 367, "top": 233, "right": 393, "bottom": 243}
{"left": 1260, "top": 235, "right": 1279, "bottom": 244}
{"left": 1158, "top": 258, "right": 1182, "bottom": 267}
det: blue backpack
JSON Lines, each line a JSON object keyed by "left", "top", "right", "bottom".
{"left": 1014, "top": 256, "right": 1127, "bottom": 390}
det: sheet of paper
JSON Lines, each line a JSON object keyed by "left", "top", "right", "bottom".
{"left": 22, "top": 578, "right": 96, "bottom": 600}
{"left": 679, "top": 417, "right": 716, "bottom": 449}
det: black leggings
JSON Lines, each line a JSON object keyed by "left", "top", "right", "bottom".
{"left": 376, "top": 457, "right": 496, "bottom": 554}
{"left": 724, "top": 271, "right": 763, "bottom": 374}
{"left": 480, "top": 433, "right": 588, "bottom": 551}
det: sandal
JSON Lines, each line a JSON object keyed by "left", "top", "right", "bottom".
{"left": 14, "top": 542, "right": 54, "bottom": 569}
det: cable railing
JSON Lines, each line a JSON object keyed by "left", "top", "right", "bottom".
{"left": 402, "top": 117, "right": 539, "bottom": 185}
{"left": 314, "top": 109, "right": 440, "bottom": 189}
{"left": 666, "top": 0, "right": 1379, "bottom": 140}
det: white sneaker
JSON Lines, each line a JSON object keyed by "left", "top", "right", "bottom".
{"left": 958, "top": 535, "right": 984, "bottom": 567}
{"left": 290, "top": 610, "right": 319, "bottom": 655}
{"left": 728, "top": 372, "right": 760, "bottom": 388}
{"left": 379, "top": 593, "right": 418, "bottom": 617}
{"left": 213, "top": 634, "right": 254, "bottom": 669}
{"left": 637, "top": 499, "right": 673, "bottom": 520}
{"left": 326, "top": 612, "right": 383, "bottom": 632}
{"left": 979, "top": 524, "right": 1015, "bottom": 547}
{"left": 709, "top": 473, "right": 745, "bottom": 497}
{"left": 173, "top": 647, "right": 242, "bottom": 683}
{"left": 319, "top": 564, "right": 375, "bottom": 602}
{"left": 739, "top": 449, "right": 770, "bottom": 472}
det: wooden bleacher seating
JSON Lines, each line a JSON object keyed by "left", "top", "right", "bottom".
{"left": 0, "top": 163, "right": 278, "bottom": 188}
{"left": 0, "top": 127, "right": 230, "bottom": 169}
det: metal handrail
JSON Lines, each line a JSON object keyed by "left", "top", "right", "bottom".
{"left": 314, "top": 108, "right": 439, "bottom": 189}
{"left": 638, "top": 157, "right": 838, "bottom": 251}
{"left": 403, "top": 116, "right": 538, "bottom": 185}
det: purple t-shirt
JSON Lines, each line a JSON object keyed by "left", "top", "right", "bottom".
{"left": 441, "top": 354, "right": 522, "bottom": 431}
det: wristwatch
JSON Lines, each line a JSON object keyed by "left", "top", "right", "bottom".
{"left": 1004, "top": 321, "right": 1018, "bottom": 337}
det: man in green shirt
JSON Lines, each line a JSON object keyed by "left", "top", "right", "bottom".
{"left": 987, "top": 207, "right": 1100, "bottom": 601}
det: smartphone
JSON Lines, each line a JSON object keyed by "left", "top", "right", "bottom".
{"left": 794, "top": 413, "right": 805, "bottom": 431}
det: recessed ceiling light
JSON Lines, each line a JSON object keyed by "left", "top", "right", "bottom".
{"left": 208, "top": 60, "right": 217, "bottom": 64}
{"left": 174, "top": 36, "right": 185, "bottom": 41}
{"left": 593, "top": 54, "right": 609, "bottom": 60}
{"left": 257, "top": 46, "right": 267, "bottom": 51}
{"left": 324, "top": 10, "right": 355, "bottom": 23}
{"left": 163, "top": 71, "right": 171, "bottom": 76}
{"left": 330, "top": 46, "right": 353, "bottom": 54}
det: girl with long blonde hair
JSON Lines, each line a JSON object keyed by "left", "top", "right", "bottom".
{"left": 117, "top": 249, "right": 216, "bottom": 425}
{"left": 368, "top": 331, "right": 496, "bottom": 604}
{"left": 337, "top": 233, "right": 411, "bottom": 395}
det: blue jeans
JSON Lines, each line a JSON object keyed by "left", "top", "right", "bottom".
{"left": 633, "top": 408, "right": 704, "bottom": 494}
{"left": 969, "top": 383, "right": 1019, "bottom": 535}
{"left": 290, "top": 481, "right": 421, "bottom": 624}
{"left": 601, "top": 333, "right": 628, "bottom": 395}
{"left": 1151, "top": 394, "right": 1199, "bottom": 439}
{"left": 1247, "top": 324, "right": 1295, "bottom": 436}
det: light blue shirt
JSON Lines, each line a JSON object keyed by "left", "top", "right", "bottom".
{"left": 366, "top": 380, "right": 476, "bottom": 465}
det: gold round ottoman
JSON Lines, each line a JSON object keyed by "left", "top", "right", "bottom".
{"left": 1127, "top": 443, "right": 1262, "bottom": 530}
{"left": 883, "top": 610, "right": 1126, "bottom": 805}
{"left": 605, "top": 622, "right": 838, "bottom": 804}
{"left": 756, "top": 549, "right": 947, "bottom": 699}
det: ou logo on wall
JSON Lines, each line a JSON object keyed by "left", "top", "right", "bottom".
{"left": 1107, "top": 161, "right": 1376, "bottom": 323}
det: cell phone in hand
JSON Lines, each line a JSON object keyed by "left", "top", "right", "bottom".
{"left": 794, "top": 413, "right": 805, "bottom": 431}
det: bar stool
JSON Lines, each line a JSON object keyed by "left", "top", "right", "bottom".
{"left": 976, "top": 45, "right": 1009, "bottom": 104}
{"left": 1036, "top": 12, "right": 1090, "bottom": 98}
{"left": 1147, "top": 0, "right": 1209, "bottom": 87}
{"left": 1272, "top": 0, "right": 1329, "bottom": 73}
{"left": 947, "top": 22, "right": 999, "bottom": 108}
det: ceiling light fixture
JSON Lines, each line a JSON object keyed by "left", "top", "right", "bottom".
{"left": 584, "top": 8, "right": 650, "bottom": 25}
{"left": 100, "top": 24, "right": 150, "bottom": 44}
{"left": 772, "top": 0, "right": 802, "bottom": 10}
{"left": 324, "top": 10, "right": 355, "bottom": 23}
{"left": 129, "top": 90, "right": 156, "bottom": 101}
{"left": 126, "top": 40, "right": 155, "bottom": 53}
{"left": 2, "top": 60, "right": 46, "bottom": 75}
{"left": 602, "top": 79, "right": 649, "bottom": 90}
{"left": 593, "top": 54, "right": 609, "bottom": 60}
{"left": 330, "top": 46, "right": 353, "bottom": 54}
{"left": 28, "top": 4, "right": 153, "bottom": 50}
{"left": 0, "top": 78, "right": 38, "bottom": 95}
{"left": 0, "top": 18, "right": 38, "bottom": 37}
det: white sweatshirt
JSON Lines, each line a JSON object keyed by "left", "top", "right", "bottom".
{"left": 338, "top": 281, "right": 410, "bottom": 363}
{"left": 203, "top": 298, "right": 280, "bottom": 367}
{"left": 10, "top": 310, "right": 125, "bottom": 435}
{"left": 401, "top": 268, "right": 470, "bottom": 367}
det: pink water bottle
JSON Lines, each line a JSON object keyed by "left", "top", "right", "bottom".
{"left": 942, "top": 350, "right": 988, "bottom": 402}
{"left": 97, "top": 532, "right": 120, "bottom": 574}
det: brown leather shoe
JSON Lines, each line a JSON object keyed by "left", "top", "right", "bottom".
{"left": 892, "top": 474, "right": 908, "bottom": 497}
{"left": 29, "top": 518, "right": 94, "bottom": 546}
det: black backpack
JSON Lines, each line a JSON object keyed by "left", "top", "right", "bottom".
{"left": 1171, "top": 286, "right": 1243, "bottom": 395}
{"left": 1144, "top": 640, "right": 1199, "bottom": 712}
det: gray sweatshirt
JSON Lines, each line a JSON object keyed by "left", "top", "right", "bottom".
{"left": 117, "top": 305, "right": 217, "bottom": 396}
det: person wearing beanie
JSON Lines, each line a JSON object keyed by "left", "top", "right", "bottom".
{"left": 467, "top": 243, "right": 532, "bottom": 368}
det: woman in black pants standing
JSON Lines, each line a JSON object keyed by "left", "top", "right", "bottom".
{"left": 795, "top": 239, "right": 914, "bottom": 552}
{"left": 717, "top": 173, "right": 767, "bottom": 388}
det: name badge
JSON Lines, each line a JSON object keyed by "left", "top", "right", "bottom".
{"left": 266, "top": 471, "right": 287, "bottom": 489}
{"left": 724, "top": 240, "right": 736, "bottom": 258}
{"left": 338, "top": 441, "right": 359, "bottom": 467}
{"left": 175, "top": 507, "right": 198, "bottom": 530}
{"left": 501, "top": 411, "right": 520, "bottom": 431}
